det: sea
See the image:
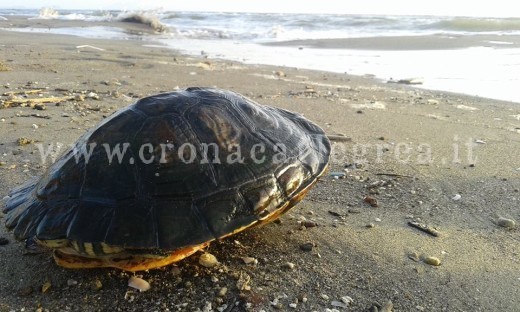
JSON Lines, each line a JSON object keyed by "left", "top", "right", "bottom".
{"left": 2, "top": 8, "right": 520, "bottom": 103}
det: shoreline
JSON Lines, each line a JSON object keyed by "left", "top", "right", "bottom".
{"left": 1, "top": 20, "right": 519, "bottom": 311}
{"left": 2, "top": 15, "right": 520, "bottom": 104}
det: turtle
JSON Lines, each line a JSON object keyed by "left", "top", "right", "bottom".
{"left": 3, "top": 87, "right": 330, "bottom": 271}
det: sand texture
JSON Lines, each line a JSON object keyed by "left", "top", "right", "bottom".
{"left": 0, "top": 19, "right": 519, "bottom": 312}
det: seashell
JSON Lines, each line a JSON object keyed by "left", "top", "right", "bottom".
{"left": 128, "top": 276, "right": 151, "bottom": 292}
{"left": 41, "top": 281, "right": 51, "bottom": 293}
{"left": 241, "top": 257, "right": 257, "bottom": 265}
{"left": 199, "top": 253, "right": 218, "bottom": 268}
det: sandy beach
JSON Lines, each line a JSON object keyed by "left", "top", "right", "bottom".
{"left": 0, "top": 18, "right": 519, "bottom": 312}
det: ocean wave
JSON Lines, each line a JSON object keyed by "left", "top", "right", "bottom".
{"left": 34, "top": 7, "right": 59, "bottom": 19}
{"left": 27, "top": 8, "right": 169, "bottom": 33}
{"left": 116, "top": 12, "right": 169, "bottom": 33}
{"left": 428, "top": 17, "right": 520, "bottom": 33}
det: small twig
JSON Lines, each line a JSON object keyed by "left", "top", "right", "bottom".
{"left": 18, "top": 114, "right": 51, "bottom": 119}
{"left": 376, "top": 173, "right": 415, "bottom": 178}
{"left": 408, "top": 221, "right": 441, "bottom": 237}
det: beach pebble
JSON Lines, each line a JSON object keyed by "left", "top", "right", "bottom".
{"left": 300, "top": 242, "right": 314, "bottom": 252}
{"left": 366, "top": 223, "right": 375, "bottom": 228}
{"left": 302, "top": 220, "right": 318, "bottom": 228}
{"left": 363, "top": 195, "right": 379, "bottom": 207}
{"left": 87, "top": 92, "right": 100, "bottom": 100}
{"left": 452, "top": 194, "right": 462, "bottom": 201}
{"left": 330, "top": 172, "right": 346, "bottom": 179}
{"left": 74, "top": 94, "right": 85, "bottom": 101}
{"left": 34, "top": 103, "right": 46, "bottom": 110}
{"left": 289, "top": 303, "right": 297, "bottom": 308}
{"left": 423, "top": 256, "right": 441, "bottom": 266}
{"left": 218, "top": 287, "right": 228, "bottom": 297}
{"left": 475, "top": 139, "right": 486, "bottom": 144}
{"left": 283, "top": 262, "right": 295, "bottom": 270}
{"left": 92, "top": 279, "right": 103, "bottom": 290}
{"left": 497, "top": 217, "right": 516, "bottom": 228}
{"left": 32, "top": 124, "right": 39, "bottom": 129}
{"left": 128, "top": 276, "right": 151, "bottom": 292}
{"left": 199, "top": 253, "right": 218, "bottom": 268}
{"left": 241, "top": 256, "right": 257, "bottom": 265}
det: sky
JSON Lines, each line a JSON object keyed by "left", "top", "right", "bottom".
{"left": 1, "top": 0, "right": 518, "bottom": 17}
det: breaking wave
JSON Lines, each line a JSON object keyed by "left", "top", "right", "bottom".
{"left": 30, "top": 8, "right": 169, "bottom": 33}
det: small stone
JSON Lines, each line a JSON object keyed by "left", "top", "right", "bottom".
{"left": 363, "top": 196, "right": 379, "bottom": 207}
{"left": 92, "top": 279, "right": 103, "bottom": 290}
{"left": 34, "top": 103, "right": 46, "bottom": 110}
{"left": 341, "top": 296, "right": 354, "bottom": 305}
{"left": 374, "top": 218, "right": 382, "bottom": 222}
{"left": 289, "top": 303, "right": 297, "bottom": 308}
{"left": 241, "top": 256, "right": 257, "bottom": 265}
{"left": 218, "top": 287, "right": 228, "bottom": 297}
{"left": 321, "top": 294, "right": 330, "bottom": 300}
{"left": 366, "top": 223, "right": 375, "bottom": 228}
{"left": 32, "top": 124, "right": 39, "bottom": 129}
{"left": 330, "top": 172, "right": 346, "bottom": 179}
{"left": 497, "top": 217, "right": 516, "bottom": 228}
{"left": 199, "top": 253, "right": 218, "bottom": 268}
{"left": 41, "top": 281, "right": 51, "bottom": 293}
{"left": 475, "top": 139, "right": 486, "bottom": 144}
{"left": 423, "top": 256, "right": 441, "bottom": 266}
{"left": 275, "top": 71, "right": 286, "bottom": 77}
{"left": 86, "top": 92, "right": 100, "bottom": 100}
{"left": 67, "top": 279, "right": 78, "bottom": 286}
{"left": 283, "top": 262, "right": 295, "bottom": 270}
{"left": 302, "top": 221, "right": 318, "bottom": 228}
{"left": 74, "top": 94, "right": 85, "bottom": 101}
{"left": 300, "top": 242, "right": 314, "bottom": 252}
{"left": 452, "top": 194, "right": 461, "bottom": 201}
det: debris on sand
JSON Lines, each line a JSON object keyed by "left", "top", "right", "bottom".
{"left": 199, "top": 253, "right": 218, "bottom": 268}
{"left": 407, "top": 221, "right": 441, "bottom": 237}
{"left": 128, "top": 276, "right": 151, "bottom": 292}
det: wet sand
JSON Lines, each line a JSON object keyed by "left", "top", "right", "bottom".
{"left": 264, "top": 34, "right": 520, "bottom": 50}
{"left": 0, "top": 18, "right": 519, "bottom": 311}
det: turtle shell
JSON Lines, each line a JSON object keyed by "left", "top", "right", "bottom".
{"left": 3, "top": 87, "right": 330, "bottom": 253}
